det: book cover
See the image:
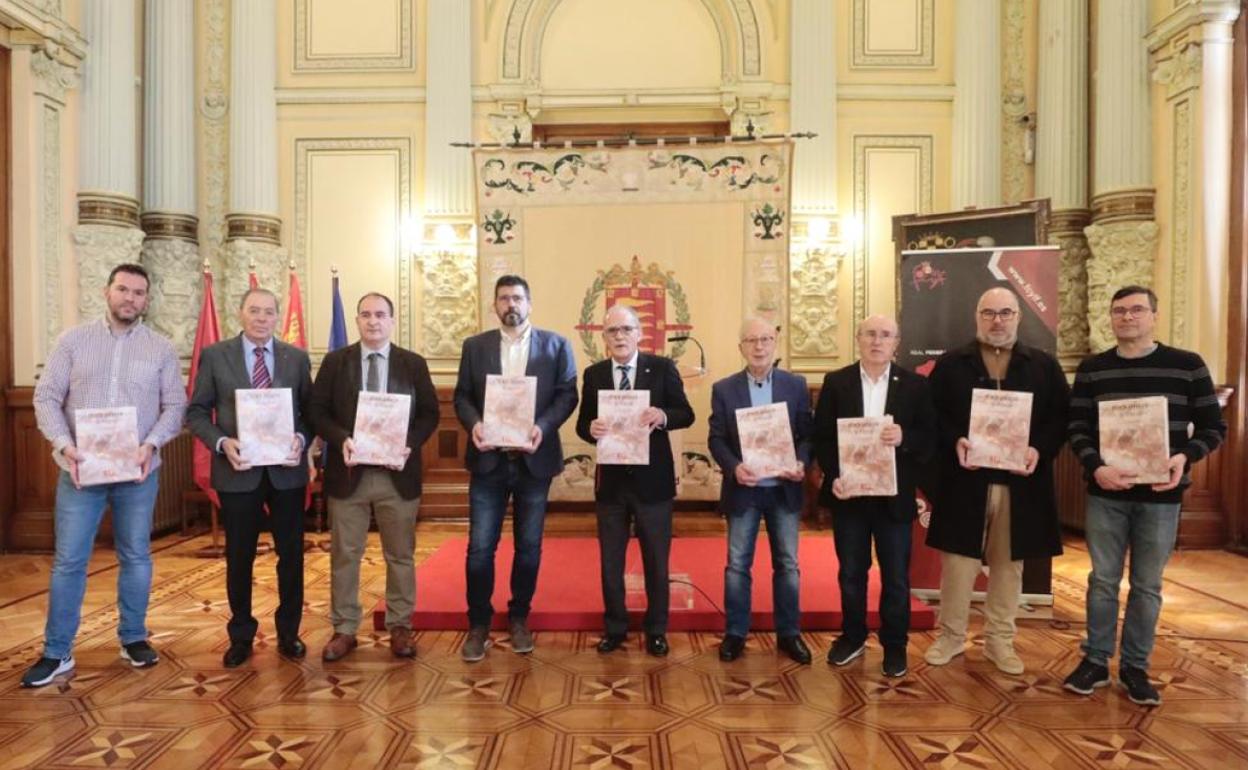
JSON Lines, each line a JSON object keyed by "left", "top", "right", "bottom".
{"left": 352, "top": 392, "right": 412, "bottom": 467}
{"left": 736, "top": 402, "right": 798, "bottom": 479}
{"left": 596, "top": 390, "right": 651, "bottom": 465}
{"left": 236, "top": 388, "right": 295, "bottom": 466}
{"left": 1099, "top": 395, "right": 1171, "bottom": 485}
{"left": 967, "top": 388, "right": 1034, "bottom": 472}
{"left": 482, "top": 374, "right": 537, "bottom": 448}
{"left": 836, "top": 416, "right": 897, "bottom": 497}
{"left": 75, "top": 406, "right": 141, "bottom": 486}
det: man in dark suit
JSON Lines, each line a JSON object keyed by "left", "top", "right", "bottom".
{"left": 815, "top": 314, "right": 936, "bottom": 678}
{"left": 308, "top": 292, "right": 440, "bottom": 662}
{"left": 452, "top": 275, "right": 578, "bottom": 662}
{"left": 575, "top": 305, "right": 695, "bottom": 657}
{"left": 708, "top": 317, "right": 814, "bottom": 664}
{"left": 187, "top": 288, "right": 313, "bottom": 668}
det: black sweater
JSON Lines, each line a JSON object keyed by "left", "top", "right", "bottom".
{"left": 1068, "top": 344, "right": 1226, "bottom": 503}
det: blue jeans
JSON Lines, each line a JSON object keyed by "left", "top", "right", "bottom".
{"left": 723, "top": 488, "right": 801, "bottom": 638}
{"left": 465, "top": 457, "right": 552, "bottom": 628}
{"left": 1082, "top": 495, "right": 1180, "bottom": 670}
{"left": 832, "top": 502, "right": 913, "bottom": 649}
{"left": 44, "top": 471, "right": 160, "bottom": 659}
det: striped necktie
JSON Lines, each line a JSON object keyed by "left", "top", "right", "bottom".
{"left": 617, "top": 365, "right": 631, "bottom": 390}
{"left": 252, "top": 347, "right": 271, "bottom": 389}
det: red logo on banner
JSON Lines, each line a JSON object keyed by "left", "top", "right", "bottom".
{"left": 911, "top": 260, "right": 947, "bottom": 291}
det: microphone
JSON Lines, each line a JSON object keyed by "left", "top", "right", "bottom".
{"left": 667, "top": 334, "right": 706, "bottom": 376}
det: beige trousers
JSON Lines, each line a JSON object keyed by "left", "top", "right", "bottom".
{"left": 329, "top": 469, "right": 420, "bottom": 634}
{"left": 936, "top": 484, "right": 1024, "bottom": 645}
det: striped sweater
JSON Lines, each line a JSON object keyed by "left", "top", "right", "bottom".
{"left": 1068, "top": 344, "right": 1226, "bottom": 503}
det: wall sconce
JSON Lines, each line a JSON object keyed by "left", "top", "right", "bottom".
{"left": 1021, "top": 112, "right": 1036, "bottom": 165}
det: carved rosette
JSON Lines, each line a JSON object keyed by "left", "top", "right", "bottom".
{"left": 1083, "top": 219, "right": 1159, "bottom": 352}
{"left": 223, "top": 239, "right": 287, "bottom": 336}
{"left": 788, "top": 247, "right": 842, "bottom": 361}
{"left": 71, "top": 225, "right": 145, "bottom": 324}
{"left": 1049, "top": 209, "right": 1091, "bottom": 369}
{"left": 419, "top": 251, "right": 479, "bottom": 359}
{"left": 141, "top": 238, "right": 201, "bottom": 354}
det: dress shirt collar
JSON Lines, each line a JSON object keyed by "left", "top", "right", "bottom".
{"left": 859, "top": 362, "right": 890, "bottom": 386}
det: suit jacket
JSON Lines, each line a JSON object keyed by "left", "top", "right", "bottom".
{"left": 813, "top": 362, "right": 936, "bottom": 520}
{"left": 452, "top": 327, "right": 579, "bottom": 479}
{"left": 707, "top": 368, "right": 814, "bottom": 514}
{"left": 186, "top": 335, "right": 313, "bottom": 493}
{"left": 308, "top": 342, "right": 440, "bottom": 500}
{"left": 575, "top": 353, "right": 695, "bottom": 504}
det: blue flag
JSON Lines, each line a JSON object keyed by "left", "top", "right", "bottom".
{"left": 328, "top": 275, "right": 348, "bottom": 351}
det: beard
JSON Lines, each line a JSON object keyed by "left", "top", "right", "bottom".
{"left": 502, "top": 310, "right": 525, "bottom": 327}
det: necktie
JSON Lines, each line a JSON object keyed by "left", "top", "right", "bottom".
{"left": 251, "top": 347, "right": 271, "bottom": 389}
{"left": 366, "top": 352, "right": 380, "bottom": 393}
{"left": 618, "top": 365, "right": 631, "bottom": 390}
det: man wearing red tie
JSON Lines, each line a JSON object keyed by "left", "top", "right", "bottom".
{"left": 188, "top": 288, "right": 313, "bottom": 668}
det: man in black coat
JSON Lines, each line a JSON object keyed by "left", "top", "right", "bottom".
{"left": 575, "top": 305, "right": 695, "bottom": 657}
{"left": 924, "top": 288, "right": 1069, "bottom": 675}
{"left": 815, "top": 314, "right": 936, "bottom": 678}
{"left": 308, "top": 293, "right": 440, "bottom": 662}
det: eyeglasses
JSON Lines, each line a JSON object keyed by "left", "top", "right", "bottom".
{"left": 978, "top": 308, "right": 1018, "bottom": 321}
{"left": 856, "top": 330, "right": 896, "bottom": 341}
{"left": 1110, "top": 305, "right": 1154, "bottom": 318}
{"left": 604, "top": 325, "right": 638, "bottom": 336}
{"left": 740, "top": 336, "right": 776, "bottom": 347}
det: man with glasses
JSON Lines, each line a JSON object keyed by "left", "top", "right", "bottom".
{"left": 1062, "top": 286, "right": 1224, "bottom": 705}
{"left": 924, "top": 288, "right": 1069, "bottom": 675}
{"left": 453, "top": 275, "right": 578, "bottom": 661}
{"left": 814, "top": 315, "right": 935, "bottom": 677}
{"left": 708, "top": 318, "right": 814, "bottom": 664}
{"left": 308, "top": 293, "right": 440, "bottom": 662}
{"left": 576, "top": 304, "right": 694, "bottom": 657}
{"left": 23, "top": 264, "right": 186, "bottom": 688}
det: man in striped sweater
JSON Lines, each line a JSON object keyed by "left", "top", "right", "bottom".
{"left": 1063, "top": 286, "right": 1226, "bottom": 706}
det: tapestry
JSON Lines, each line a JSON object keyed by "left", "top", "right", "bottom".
{"left": 473, "top": 141, "right": 794, "bottom": 501}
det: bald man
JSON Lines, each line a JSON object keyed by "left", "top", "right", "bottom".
{"left": 814, "top": 315, "right": 935, "bottom": 677}
{"left": 575, "top": 305, "right": 694, "bottom": 657}
{"left": 924, "top": 288, "right": 1069, "bottom": 675}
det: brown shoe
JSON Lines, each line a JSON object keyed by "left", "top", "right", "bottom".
{"left": 390, "top": 627, "right": 416, "bottom": 658}
{"left": 321, "top": 633, "right": 357, "bottom": 662}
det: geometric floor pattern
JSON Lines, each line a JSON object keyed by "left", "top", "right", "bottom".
{"left": 1, "top": 529, "right": 1246, "bottom": 769}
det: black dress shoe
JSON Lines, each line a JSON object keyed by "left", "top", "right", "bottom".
{"left": 223, "top": 641, "right": 252, "bottom": 668}
{"left": 646, "top": 634, "right": 669, "bottom": 657}
{"left": 596, "top": 634, "right": 627, "bottom": 653}
{"left": 719, "top": 634, "right": 746, "bottom": 662}
{"left": 778, "top": 635, "right": 812, "bottom": 664}
{"left": 278, "top": 636, "right": 307, "bottom": 659}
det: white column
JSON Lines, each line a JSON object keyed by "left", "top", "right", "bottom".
{"left": 1036, "top": 0, "right": 1090, "bottom": 367}
{"left": 423, "top": 0, "right": 473, "bottom": 221}
{"left": 1094, "top": 0, "right": 1152, "bottom": 192}
{"left": 143, "top": 0, "right": 201, "bottom": 354}
{"left": 75, "top": 0, "right": 143, "bottom": 324}
{"left": 787, "top": 0, "right": 839, "bottom": 369}
{"left": 790, "top": 0, "right": 836, "bottom": 217}
{"left": 225, "top": 0, "right": 284, "bottom": 328}
{"left": 1084, "top": 0, "right": 1157, "bottom": 351}
{"left": 952, "top": 0, "right": 1002, "bottom": 209}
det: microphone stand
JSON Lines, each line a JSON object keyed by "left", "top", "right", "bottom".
{"left": 667, "top": 335, "right": 706, "bottom": 377}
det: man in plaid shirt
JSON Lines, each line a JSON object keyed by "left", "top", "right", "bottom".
{"left": 23, "top": 263, "right": 187, "bottom": 688}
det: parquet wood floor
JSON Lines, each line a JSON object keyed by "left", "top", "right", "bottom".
{"left": 1, "top": 529, "right": 1246, "bottom": 769}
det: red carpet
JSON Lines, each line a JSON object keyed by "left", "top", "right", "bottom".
{"left": 375, "top": 537, "right": 935, "bottom": 632}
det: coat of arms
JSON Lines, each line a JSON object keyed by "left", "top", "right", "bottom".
{"left": 574, "top": 256, "right": 692, "bottom": 362}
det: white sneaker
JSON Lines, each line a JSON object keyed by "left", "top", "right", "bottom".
{"left": 984, "top": 642, "right": 1024, "bottom": 675}
{"left": 923, "top": 635, "right": 965, "bottom": 666}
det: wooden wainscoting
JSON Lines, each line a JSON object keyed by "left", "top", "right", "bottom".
{"left": 416, "top": 387, "right": 471, "bottom": 520}
{"left": 5, "top": 387, "right": 202, "bottom": 552}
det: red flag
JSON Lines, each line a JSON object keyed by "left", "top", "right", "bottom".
{"left": 281, "top": 269, "right": 307, "bottom": 349}
{"left": 188, "top": 269, "right": 222, "bottom": 507}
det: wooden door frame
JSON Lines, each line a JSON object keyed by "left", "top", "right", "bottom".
{"left": 1225, "top": 0, "right": 1248, "bottom": 551}
{"left": 0, "top": 45, "right": 12, "bottom": 551}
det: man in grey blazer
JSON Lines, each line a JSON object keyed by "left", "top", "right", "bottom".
{"left": 453, "top": 275, "right": 578, "bottom": 661}
{"left": 187, "top": 288, "right": 313, "bottom": 668}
